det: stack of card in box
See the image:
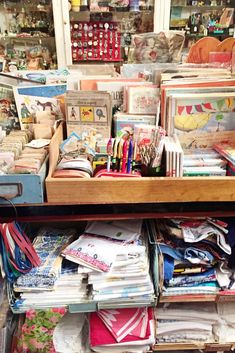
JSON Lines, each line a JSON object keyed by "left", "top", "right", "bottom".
{"left": 183, "top": 148, "right": 227, "bottom": 177}
{"left": 62, "top": 220, "right": 155, "bottom": 306}
{"left": 0, "top": 129, "right": 48, "bottom": 175}
{"left": 12, "top": 228, "right": 88, "bottom": 312}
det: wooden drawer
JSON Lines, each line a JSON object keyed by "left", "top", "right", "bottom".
{"left": 46, "top": 124, "right": 235, "bottom": 204}
{"left": 0, "top": 157, "right": 48, "bottom": 205}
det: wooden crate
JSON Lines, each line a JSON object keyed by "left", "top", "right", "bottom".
{"left": 46, "top": 124, "right": 235, "bottom": 204}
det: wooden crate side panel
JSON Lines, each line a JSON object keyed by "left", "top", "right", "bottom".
{"left": 46, "top": 177, "right": 235, "bottom": 204}
{"left": 48, "top": 123, "right": 63, "bottom": 178}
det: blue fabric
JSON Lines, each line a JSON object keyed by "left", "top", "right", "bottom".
{"left": 163, "top": 255, "right": 175, "bottom": 282}
{"left": 168, "top": 268, "right": 217, "bottom": 287}
{"left": 160, "top": 244, "right": 214, "bottom": 264}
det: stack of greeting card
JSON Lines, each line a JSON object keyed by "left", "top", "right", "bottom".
{"left": 160, "top": 72, "right": 235, "bottom": 176}
{"left": 124, "top": 84, "right": 160, "bottom": 115}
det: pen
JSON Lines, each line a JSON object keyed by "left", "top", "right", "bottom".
{"left": 112, "top": 137, "right": 119, "bottom": 172}
{"left": 106, "top": 137, "right": 112, "bottom": 173}
{"left": 116, "top": 138, "right": 124, "bottom": 172}
{"left": 132, "top": 141, "right": 137, "bottom": 172}
{"left": 126, "top": 139, "right": 133, "bottom": 174}
{"left": 121, "top": 139, "right": 128, "bottom": 173}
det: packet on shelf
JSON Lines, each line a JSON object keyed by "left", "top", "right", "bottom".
{"left": 0, "top": 129, "right": 48, "bottom": 175}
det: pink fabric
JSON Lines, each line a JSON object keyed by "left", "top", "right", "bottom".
{"left": 90, "top": 307, "right": 153, "bottom": 346}
{"left": 98, "top": 308, "right": 148, "bottom": 342}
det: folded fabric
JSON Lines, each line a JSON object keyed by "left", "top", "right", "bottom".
{"left": 63, "top": 235, "right": 145, "bottom": 272}
{"left": 181, "top": 221, "right": 231, "bottom": 255}
{"left": 53, "top": 313, "right": 88, "bottom": 353}
{"left": 14, "top": 308, "right": 67, "bottom": 353}
{"left": 157, "top": 302, "right": 219, "bottom": 323}
{"left": 160, "top": 244, "right": 215, "bottom": 265}
{"left": 90, "top": 308, "right": 153, "bottom": 347}
{"left": 62, "top": 235, "right": 122, "bottom": 272}
{"left": 162, "top": 283, "right": 220, "bottom": 296}
{"left": 15, "top": 228, "right": 75, "bottom": 291}
{"left": 168, "top": 268, "right": 217, "bottom": 287}
{"left": 98, "top": 308, "right": 148, "bottom": 342}
{"left": 85, "top": 220, "right": 142, "bottom": 242}
{"left": 157, "top": 321, "right": 213, "bottom": 335}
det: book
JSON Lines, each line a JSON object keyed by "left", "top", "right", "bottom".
{"left": 213, "top": 141, "right": 235, "bottom": 165}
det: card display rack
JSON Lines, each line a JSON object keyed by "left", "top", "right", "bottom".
{"left": 68, "top": 5, "right": 154, "bottom": 62}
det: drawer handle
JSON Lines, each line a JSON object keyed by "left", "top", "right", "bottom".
{"left": 0, "top": 183, "right": 23, "bottom": 199}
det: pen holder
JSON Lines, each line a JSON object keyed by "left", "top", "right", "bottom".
{"left": 94, "top": 169, "right": 142, "bottom": 178}
{"left": 141, "top": 165, "right": 163, "bottom": 177}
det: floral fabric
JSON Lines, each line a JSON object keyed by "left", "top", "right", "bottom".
{"left": 14, "top": 308, "right": 67, "bottom": 353}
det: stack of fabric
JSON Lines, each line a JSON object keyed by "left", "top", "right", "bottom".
{"left": 62, "top": 220, "right": 154, "bottom": 305}
{"left": 156, "top": 303, "right": 219, "bottom": 344}
{"left": 156, "top": 218, "right": 231, "bottom": 296}
{"left": 12, "top": 228, "right": 88, "bottom": 311}
{"left": 214, "top": 302, "right": 235, "bottom": 343}
{"left": 89, "top": 307, "right": 155, "bottom": 353}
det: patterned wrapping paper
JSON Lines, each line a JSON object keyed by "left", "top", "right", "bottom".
{"left": 14, "top": 228, "right": 76, "bottom": 291}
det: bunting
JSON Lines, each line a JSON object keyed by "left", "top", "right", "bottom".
{"left": 177, "top": 97, "right": 235, "bottom": 116}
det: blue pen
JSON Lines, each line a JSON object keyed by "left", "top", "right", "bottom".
{"left": 126, "top": 139, "right": 133, "bottom": 174}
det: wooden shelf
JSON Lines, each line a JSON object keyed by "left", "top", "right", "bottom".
{"left": 171, "top": 5, "right": 224, "bottom": 9}
{"left": 159, "top": 294, "right": 217, "bottom": 303}
{"left": 160, "top": 292, "right": 235, "bottom": 303}
{"left": 153, "top": 342, "right": 235, "bottom": 351}
{"left": 0, "top": 35, "right": 54, "bottom": 40}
